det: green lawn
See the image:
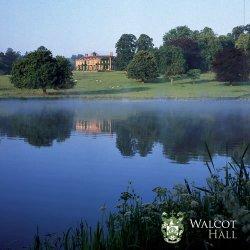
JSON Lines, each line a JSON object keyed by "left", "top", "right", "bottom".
{"left": 0, "top": 71, "right": 250, "bottom": 99}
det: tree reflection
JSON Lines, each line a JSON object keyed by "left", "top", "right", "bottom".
{"left": 0, "top": 109, "right": 74, "bottom": 147}
{"left": 111, "top": 112, "right": 250, "bottom": 163}
{"left": 0, "top": 106, "right": 249, "bottom": 163}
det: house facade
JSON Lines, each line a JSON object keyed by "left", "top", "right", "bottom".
{"left": 75, "top": 52, "right": 114, "bottom": 71}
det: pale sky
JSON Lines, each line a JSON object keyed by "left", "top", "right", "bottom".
{"left": 0, "top": 0, "right": 249, "bottom": 57}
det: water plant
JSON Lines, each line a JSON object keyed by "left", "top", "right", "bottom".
{"left": 30, "top": 146, "right": 249, "bottom": 250}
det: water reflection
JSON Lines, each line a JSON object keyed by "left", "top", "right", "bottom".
{"left": 0, "top": 100, "right": 249, "bottom": 163}
{"left": 76, "top": 120, "right": 113, "bottom": 134}
{"left": 74, "top": 112, "right": 250, "bottom": 163}
{"left": 0, "top": 109, "right": 74, "bottom": 146}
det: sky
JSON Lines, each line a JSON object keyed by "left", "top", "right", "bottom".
{"left": 0, "top": 0, "right": 249, "bottom": 57}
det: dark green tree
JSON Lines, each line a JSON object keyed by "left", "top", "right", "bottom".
{"left": 155, "top": 46, "right": 185, "bottom": 73}
{"left": 154, "top": 45, "right": 185, "bottom": 83}
{"left": 136, "top": 34, "right": 154, "bottom": 51}
{"left": 163, "top": 26, "right": 194, "bottom": 44}
{"left": 167, "top": 38, "right": 202, "bottom": 71}
{"left": 0, "top": 52, "right": 5, "bottom": 74}
{"left": 212, "top": 47, "right": 249, "bottom": 84}
{"left": 71, "top": 54, "right": 84, "bottom": 60}
{"left": 197, "top": 27, "right": 221, "bottom": 71}
{"left": 218, "top": 35, "right": 235, "bottom": 49}
{"left": 127, "top": 51, "right": 158, "bottom": 82}
{"left": 232, "top": 25, "right": 246, "bottom": 40}
{"left": 0, "top": 48, "right": 21, "bottom": 75}
{"left": 11, "top": 47, "right": 75, "bottom": 94}
{"left": 55, "top": 56, "right": 75, "bottom": 89}
{"left": 115, "top": 34, "right": 137, "bottom": 70}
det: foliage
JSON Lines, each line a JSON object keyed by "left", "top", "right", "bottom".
{"left": 163, "top": 25, "right": 195, "bottom": 44}
{"left": 115, "top": 34, "right": 137, "bottom": 70}
{"left": 167, "top": 38, "right": 202, "bottom": 71}
{"left": 187, "top": 69, "right": 201, "bottom": 83}
{"left": 55, "top": 56, "right": 75, "bottom": 89}
{"left": 127, "top": 51, "right": 158, "bottom": 82}
{"left": 231, "top": 25, "right": 250, "bottom": 40}
{"left": 213, "top": 47, "right": 249, "bottom": 84}
{"left": 136, "top": 34, "right": 154, "bottom": 51}
{"left": 71, "top": 54, "right": 84, "bottom": 60}
{"left": 31, "top": 148, "right": 250, "bottom": 250}
{"left": 218, "top": 35, "right": 235, "bottom": 49}
{"left": 236, "top": 33, "right": 250, "bottom": 54}
{"left": 197, "top": 27, "right": 222, "bottom": 71}
{"left": 155, "top": 45, "right": 186, "bottom": 75}
{"left": 0, "top": 48, "right": 21, "bottom": 75}
{"left": 10, "top": 47, "right": 74, "bottom": 93}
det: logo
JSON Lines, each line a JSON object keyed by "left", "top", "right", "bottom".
{"left": 161, "top": 212, "right": 185, "bottom": 244}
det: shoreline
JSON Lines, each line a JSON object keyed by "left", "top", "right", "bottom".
{"left": 0, "top": 96, "right": 250, "bottom": 101}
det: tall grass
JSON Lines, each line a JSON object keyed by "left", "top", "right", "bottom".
{"left": 30, "top": 146, "right": 249, "bottom": 250}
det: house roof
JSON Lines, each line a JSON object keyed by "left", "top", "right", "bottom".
{"left": 76, "top": 54, "right": 114, "bottom": 61}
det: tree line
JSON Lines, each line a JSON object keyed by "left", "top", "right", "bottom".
{"left": 0, "top": 24, "right": 249, "bottom": 93}
{"left": 115, "top": 25, "right": 250, "bottom": 83}
{"left": 0, "top": 48, "right": 21, "bottom": 75}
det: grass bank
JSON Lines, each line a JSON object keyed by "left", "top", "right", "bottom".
{"left": 31, "top": 147, "right": 249, "bottom": 250}
{"left": 0, "top": 71, "right": 250, "bottom": 99}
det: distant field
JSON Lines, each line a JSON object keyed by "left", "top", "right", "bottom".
{"left": 0, "top": 71, "right": 249, "bottom": 99}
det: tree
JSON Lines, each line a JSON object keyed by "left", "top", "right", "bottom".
{"left": 212, "top": 48, "right": 249, "bottom": 84}
{"left": 127, "top": 51, "right": 158, "bottom": 82}
{"left": 71, "top": 54, "right": 84, "bottom": 60}
{"left": 0, "top": 52, "right": 5, "bottom": 75}
{"left": 168, "top": 38, "right": 202, "bottom": 71}
{"left": 154, "top": 45, "right": 185, "bottom": 84}
{"left": 235, "top": 33, "right": 250, "bottom": 54}
{"left": 115, "top": 34, "right": 137, "bottom": 70}
{"left": 231, "top": 24, "right": 250, "bottom": 41}
{"left": 197, "top": 27, "right": 221, "bottom": 71}
{"left": 163, "top": 26, "right": 194, "bottom": 44}
{"left": 232, "top": 25, "right": 246, "bottom": 40}
{"left": 218, "top": 35, "right": 235, "bottom": 49}
{"left": 136, "top": 34, "right": 154, "bottom": 51}
{"left": 11, "top": 47, "right": 75, "bottom": 93}
{"left": 155, "top": 46, "right": 185, "bottom": 74}
{"left": 55, "top": 56, "right": 75, "bottom": 89}
{"left": 0, "top": 48, "right": 21, "bottom": 75}
{"left": 187, "top": 69, "right": 201, "bottom": 84}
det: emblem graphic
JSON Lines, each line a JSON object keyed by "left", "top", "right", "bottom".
{"left": 161, "top": 211, "right": 185, "bottom": 244}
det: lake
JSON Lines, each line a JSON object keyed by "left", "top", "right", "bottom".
{"left": 0, "top": 99, "right": 249, "bottom": 248}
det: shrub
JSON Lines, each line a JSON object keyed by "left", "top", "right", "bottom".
{"left": 187, "top": 69, "right": 201, "bottom": 83}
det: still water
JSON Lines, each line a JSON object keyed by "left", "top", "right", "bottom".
{"left": 0, "top": 99, "right": 249, "bottom": 248}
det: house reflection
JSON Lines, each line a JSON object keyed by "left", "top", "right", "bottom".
{"left": 75, "top": 120, "right": 114, "bottom": 135}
